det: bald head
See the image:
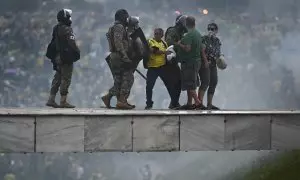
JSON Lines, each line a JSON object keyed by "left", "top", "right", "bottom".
{"left": 186, "top": 16, "right": 196, "bottom": 29}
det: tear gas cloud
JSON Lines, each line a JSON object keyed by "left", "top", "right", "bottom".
{"left": 1, "top": 0, "right": 300, "bottom": 110}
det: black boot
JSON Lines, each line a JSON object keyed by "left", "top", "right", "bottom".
{"left": 101, "top": 93, "right": 113, "bottom": 108}
{"left": 46, "top": 94, "right": 60, "bottom": 108}
{"left": 207, "top": 104, "right": 219, "bottom": 110}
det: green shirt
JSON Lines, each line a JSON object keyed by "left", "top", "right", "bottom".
{"left": 178, "top": 28, "right": 202, "bottom": 63}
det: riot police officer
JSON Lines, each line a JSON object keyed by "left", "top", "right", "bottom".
{"left": 102, "top": 9, "right": 135, "bottom": 109}
{"left": 46, "top": 9, "right": 80, "bottom": 108}
{"left": 164, "top": 14, "right": 188, "bottom": 109}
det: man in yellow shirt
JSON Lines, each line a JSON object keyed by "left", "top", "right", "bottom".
{"left": 145, "top": 28, "right": 170, "bottom": 109}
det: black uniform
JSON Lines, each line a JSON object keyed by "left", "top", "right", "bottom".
{"left": 163, "top": 15, "right": 187, "bottom": 109}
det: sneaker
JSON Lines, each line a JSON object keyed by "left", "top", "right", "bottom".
{"left": 169, "top": 103, "right": 181, "bottom": 110}
{"left": 180, "top": 104, "right": 196, "bottom": 110}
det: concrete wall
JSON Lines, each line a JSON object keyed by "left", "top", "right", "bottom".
{"left": 0, "top": 109, "right": 300, "bottom": 153}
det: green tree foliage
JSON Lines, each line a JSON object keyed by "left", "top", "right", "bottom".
{"left": 226, "top": 150, "right": 300, "bottom": 180}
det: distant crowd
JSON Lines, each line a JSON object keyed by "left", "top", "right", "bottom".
{"left": 1, "top": 1, "right": 300, "bottom": 109}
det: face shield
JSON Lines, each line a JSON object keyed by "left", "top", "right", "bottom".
{"left": 176, "top": 15, "right": 188, "bottom": 33}
{"left": 128, "top": 16, "right": 140, "bottom": 30}
{"left": 63, "top": 9, "right": 72, "bottom": 23}
{"left": 64, "top": 9, "right": 72, "bottom": 16}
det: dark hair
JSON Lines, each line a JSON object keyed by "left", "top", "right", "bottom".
{"left": 186, "top": 16, "right": 195, "bottom": 28}
{"left": 154, "top": 28, "right": 164, "bottom": 34}
{"left": 208, "top": 23, "right": 218, "bottom": 30}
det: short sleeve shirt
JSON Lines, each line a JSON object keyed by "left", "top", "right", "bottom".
{"left": 178, "top": 29, "right": 202, "bottom": 63}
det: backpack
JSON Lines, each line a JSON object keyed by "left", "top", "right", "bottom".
{"left": 45, "top": 26, "right": 58, "bottom": 60}
{"left": 46, "top": 25, "right": 80, "bottom": 64}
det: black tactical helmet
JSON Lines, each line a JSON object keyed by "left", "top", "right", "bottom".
{"left": 175, "top": 14, "right": 187, "bottom": 27}
{"left": 57, "top": 9, "right": 72, "bottom": 26}
{"left": 175, "top": 14, "right": 183, "bottom": 22}
{"left": 115, "top": 9, "right": 129, "bottom": 25}
{"left": 175, "top": 14, "right": 188, "bottom": 33}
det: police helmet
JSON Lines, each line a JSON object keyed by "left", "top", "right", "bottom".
{"left": 175, "top": 14, "right": 187, "bottom": 27}
{"left": 128, "top": 16, "right": 140, "bottom": 29}
{"left": 57, "top": 9, "right": 72, "bottom": 26}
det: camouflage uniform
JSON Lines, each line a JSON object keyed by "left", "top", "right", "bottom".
{"left": 164, "top": 26, "right": 183, "bottom": 109}
{"left": 47, "top": 23, "right": 80, "bottom": 108}
{"left": 102, "top": 21, "right": 135, "bottom": 109}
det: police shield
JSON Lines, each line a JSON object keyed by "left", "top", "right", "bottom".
{"left": 129, "top": 27, "right": 150, "bottom": 69}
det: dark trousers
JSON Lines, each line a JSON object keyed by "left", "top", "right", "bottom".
{"left": 199, "top": 64, "right": 218, "bottom": 95}
{"left": 146, "top": 66, "right": 170, "bottom": 106}
{"left": 161, "top": 63, "right": 181, "bottom": 106}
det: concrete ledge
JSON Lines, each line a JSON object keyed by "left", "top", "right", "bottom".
{"left": 0, "top": 108, "right": 300, "bottom": 152}
{"left": 0, "top": 116, "right": 35, "bottom": 152}
{"left": 1, "top": 108, "right": 300, "bottom": 116}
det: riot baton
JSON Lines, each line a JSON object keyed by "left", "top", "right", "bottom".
{"left": 135, "top": 69, "right": 146, "bottom": 80}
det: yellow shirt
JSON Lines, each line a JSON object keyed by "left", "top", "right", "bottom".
{"left": 147, "top": 38, "right": 167, "bottom": 68}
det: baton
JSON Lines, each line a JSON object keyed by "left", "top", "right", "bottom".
{"left": 135, "top": 69, "right": 146, "bottom": 80}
